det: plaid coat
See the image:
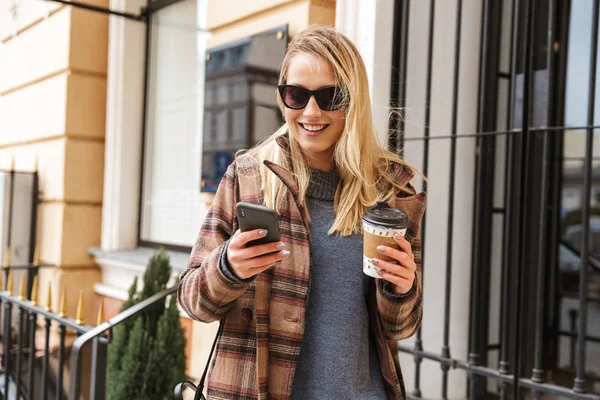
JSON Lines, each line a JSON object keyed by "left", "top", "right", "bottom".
{"left": 178, "top": 135, "right": 426, "bottom": 400}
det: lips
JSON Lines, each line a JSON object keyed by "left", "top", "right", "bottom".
{"left": 299, "top": 123, "right": 329, "bottom": 135}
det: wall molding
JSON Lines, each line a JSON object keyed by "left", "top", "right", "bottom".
{"left": 101, "top": 0, "right": 146, "bottom": 252}
{"left": 335, "top": 0, "right": 394, "bottom": 145}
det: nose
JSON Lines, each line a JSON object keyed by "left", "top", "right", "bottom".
{"left": 302, "top": 95, "right": 322, "bottom": 118}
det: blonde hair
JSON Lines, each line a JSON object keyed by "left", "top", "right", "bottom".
{"left": 248, "top": 25, "right": 417, "bottom": 236}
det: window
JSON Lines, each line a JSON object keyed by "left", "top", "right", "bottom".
{"left": 392, "top": 0, "right": 600, "bottom": 397}
{"left": 0, "top": 170, "right": 37, "bottom": 267}
{"left": 139, "top": 0, "right": 208, "bottom": 248}
{"left": 200, "top": 27, "right": 287, "bottom": 193}
{"left": 140, "top": 10, "right": 287, "bottom": 248}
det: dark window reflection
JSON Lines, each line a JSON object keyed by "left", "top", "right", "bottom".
{"left": 559, "top": 0, "right": 600, "bottom": 385}
{"left": 201, "top": 26, "right": 287, "bottom": 192}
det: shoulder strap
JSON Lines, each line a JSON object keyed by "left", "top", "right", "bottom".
{"left": 198, "top": 319, "right": 224, "bottom": 392}
{"left": 173, "top": 316, "right": 225, "bottom": 399}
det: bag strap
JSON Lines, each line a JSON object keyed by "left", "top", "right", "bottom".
{"left": 174, "top": 319, "right": 224, "bottom": 400}
{"left": 197, "top": 319, "right": 224, "bottom": 393}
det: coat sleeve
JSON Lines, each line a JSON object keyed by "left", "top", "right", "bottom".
{"left": 376, "top": 182, "right": 425, "bottom": 340}
{"left": 177, "top": 161, "right": 252, "bottom": 323}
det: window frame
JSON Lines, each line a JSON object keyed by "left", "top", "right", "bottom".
{"left": 137, "top": 0, "right": 203, "bottom": 252}
{"left": 137, "top": 20, "right": 288, "bottom": 250}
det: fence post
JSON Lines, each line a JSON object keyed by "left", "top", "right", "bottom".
{"left": 89, "top": 336, "right": 108, "bottom": 400}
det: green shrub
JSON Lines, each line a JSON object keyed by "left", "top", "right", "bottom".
{"left": 106, "top": 249, "right": 187, "bottom": 399}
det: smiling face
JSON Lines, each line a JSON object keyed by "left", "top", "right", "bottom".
{"left": 283, "top": 53, "right": 346, "bottom": 171}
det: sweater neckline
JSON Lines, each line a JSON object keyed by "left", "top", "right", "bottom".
{"left": 306, "top": 168, "right": 340, "bottom": 201}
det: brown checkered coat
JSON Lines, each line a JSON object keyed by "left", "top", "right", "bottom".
{"left": 178, "top": 135, "right": 426, "bottom": 400}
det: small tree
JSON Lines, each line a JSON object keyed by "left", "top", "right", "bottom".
{"left": 111, "top": 318, "right": 148, "bottom": 400}
{"left": 143, "top": 289, "right": 187, "bottom": 396}
{"left": 106, "top": 277, "right": 139, "bottom": 400}
{"left": 107, "top": 249, "right": 187, "bottom": 399}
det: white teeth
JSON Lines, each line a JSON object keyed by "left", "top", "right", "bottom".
{"left": 301, "top": 124, "right": 326, "bottom": 132}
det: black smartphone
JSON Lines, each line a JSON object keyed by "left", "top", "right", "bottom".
{"left": 236, "top": 202, "right": 281, "bottom": 246}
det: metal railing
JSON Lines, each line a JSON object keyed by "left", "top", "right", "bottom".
{"left": 0, "top": 266, "right": 80, "bottom": 400}
{"left": 0, "top": 264, "right": 177, "bottom": 400}
{"left": 389, "top": 0, "right": 600, "bottom": 399}
{"left": 66, "top": 286, "right": 178, "bottom": 400}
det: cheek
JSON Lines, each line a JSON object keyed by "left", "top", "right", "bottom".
{"left": 284, "top": 108, "right": 300, "bottom": 124}
{"left": 330, "top": 112, "right": 346, "bottom": 136}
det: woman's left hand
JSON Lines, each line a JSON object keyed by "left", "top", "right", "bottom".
{"left": 370, "top": 234, "right": 416, "bottom": 295}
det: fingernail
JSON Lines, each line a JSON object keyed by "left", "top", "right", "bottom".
{"left": 375, "top": 268, "right": 383, "bottom": 275}
{"left": 377, "top": 245, "right": 386, "bottom": 253}
{"left": 394, "top": 233, "right": 402, "bottom": 240}
{"left": 276, "top": 243, "right": 286, "bottom": 249}
{"left": 259, "top": 229, "right": 268, "bottom": 236}
{"left": 282, "top": 250, "right": 290, "bottom": 257}
{"left": 371, "top": 259, "right": 379, "bottom": 266}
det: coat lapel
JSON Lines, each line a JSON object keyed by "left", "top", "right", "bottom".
{"left": 250, "top": 139, "right": 310, "bottom": 399}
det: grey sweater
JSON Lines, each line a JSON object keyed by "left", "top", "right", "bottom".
{"left": 290, "top": 169, "right": 387, "bottom": 399}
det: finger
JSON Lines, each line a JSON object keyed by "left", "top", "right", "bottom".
{"left": 245, "top": 263, "right": 275, "bottom": 276}
{"left": 376, "top": 246, "right": 413, "bottom": 266}
{"left": 237, "top": 241, "right": 286, "bottom": 259}
{"left": 230, "top": 229, "right": 269, "bottom": 249}
{"left": 371, "top": 259, "right": 413, "bottom": 279}
{"left": 241, "top": 250, "right": 290, "bottom": 271}
{"left": 393, "top": 233, "right": 413, "bottom": 258}
{"left": 376, "top": 270, "right": 413, "bottom": 292}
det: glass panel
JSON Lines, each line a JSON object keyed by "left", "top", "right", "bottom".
{"left": 217, "top": 84, "right": 229, "bottom": 104}
{"left": 0, "top": 172, "right": 35, "bottom": 266}
{"left": 252, "top": 83, "right": 278, "bottom": 106}
{"left": 232, "top": 107, "right": 247, "bottom": 143}
{"left": 205, "top": 86, "right": 214, "bottom": 106}
{"left": 215, "top": 110, "right": 228, "bottom": 145}
{"left": 493, "top": 78, "right": 509, "bottom": 209}
{"left": 233, "top": 82, "right": 248, "bottom": 102}
{"left": 564, "top": 0, "right": 600, "bottom": 128}
{"left": 253, "top": 106, "right": 281, "bottom": 143}
{"left": 498, "top": 0, "right": 513, "bottom": 74}
{"left": 486, "top": 214, "right": 504, "bottom": 395}
{"left": 140, "top": 0, "right": 207, "bottom": 246}
{"left": 201, "top": 152, "right": 234, "bottom": 193}
{"left": 558, "top": 0, "right": 600, "bottom": 386}
{"left": 200, "top": 27, "right": 287, "bottom": 193}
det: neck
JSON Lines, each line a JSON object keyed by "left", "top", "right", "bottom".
{"left": 303, "top": 150, "right": 336, "bottom": 172}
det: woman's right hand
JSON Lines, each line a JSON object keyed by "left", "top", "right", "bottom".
{"left": 226, "top": 229, "right": 289, "bottom": 280}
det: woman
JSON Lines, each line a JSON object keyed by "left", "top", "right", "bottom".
{"left": 178, "top": 25, "right": 426, "bottom": 400}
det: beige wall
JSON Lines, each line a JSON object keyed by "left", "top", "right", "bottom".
{"left": 206, "top": 0, "right": 335, "bottom": 48}
{"left": 0, "top": 1, "right": 108, "bottom": 324}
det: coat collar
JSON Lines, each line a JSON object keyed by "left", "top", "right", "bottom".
{"left": 267, "top": 133, "right": 415, "bottom": 196}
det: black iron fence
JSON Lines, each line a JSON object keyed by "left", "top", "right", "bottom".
{"left": 0, "top": 269, "right": 177, "bottom": 400}
{"left": 0, "top": 270, "right": 86, "bottom": 400}
{"left": 390, "top": 0, "right": 600, "bottom": 399}
{"left": 66, "top": 285, "right": 178, "bottom": 400}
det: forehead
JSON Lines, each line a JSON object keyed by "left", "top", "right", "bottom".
{"left": 286, "top": 53, "right": 337, "bottom": 89}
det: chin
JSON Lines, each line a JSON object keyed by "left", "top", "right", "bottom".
{"left": 300, "top": 143, "right": 331, "bottom": 155}
{"left": 292, "top": 133, "right": 328, "bottom": 151}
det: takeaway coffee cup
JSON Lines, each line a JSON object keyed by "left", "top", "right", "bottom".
{"left": 362, "top": 202, "right": 408, "bottom": 278}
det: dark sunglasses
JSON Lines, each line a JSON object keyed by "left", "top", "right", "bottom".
{"left": 277, "top": 85, "right": 348, "bottom": 111}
